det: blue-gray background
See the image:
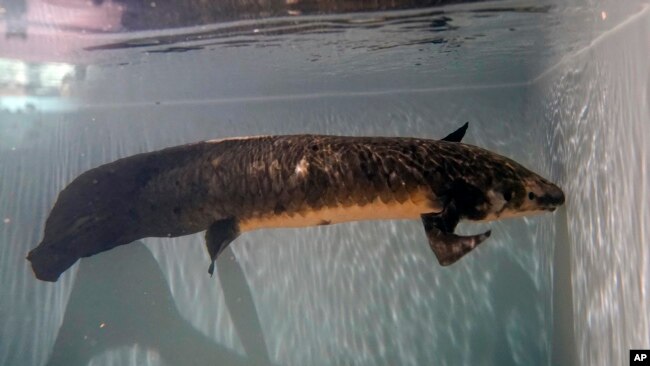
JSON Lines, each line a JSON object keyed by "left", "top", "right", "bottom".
{"left": 1, "top": 0, "right": 649, "bottom": 365}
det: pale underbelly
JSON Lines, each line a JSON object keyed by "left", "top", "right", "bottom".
{"left": 238, "top": 195, "right": 441, "bottom": 232}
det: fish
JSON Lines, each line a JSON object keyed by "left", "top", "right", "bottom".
{"left": 27, "top": 123, "right": 564, "bottom": 281}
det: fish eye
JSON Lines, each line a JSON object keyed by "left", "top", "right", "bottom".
{"left": 528, "top": 192, "right": 536, "bottom": 200}
{"left": 503, "top": 190, "right": 512, "bottom": 201}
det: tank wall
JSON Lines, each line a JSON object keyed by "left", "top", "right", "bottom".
{"left": 531, "top": 5, "right": 650, "bottom": 365}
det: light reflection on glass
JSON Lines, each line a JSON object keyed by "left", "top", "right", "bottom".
{"left": 0, "top": 58, "right": 80, "bottom": 112}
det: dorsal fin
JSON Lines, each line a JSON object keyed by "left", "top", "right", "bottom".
{"left": 441, "top": 122, "right": 469, "bottom": 142}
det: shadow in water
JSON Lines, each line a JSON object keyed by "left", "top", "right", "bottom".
{"left": 551, "top": 208, "right": 576, "bottom": 366}
{"left": 466, "top": 253, "right": 545, "bottom": 365}
{"left": 46, "top": 242, "right": 272, "bottom": 366}
{"left": 488, "top": 257, "right": 539, "bottom": 365}
{"left": 217, "top": 246, "right": 271, "bottom": 365}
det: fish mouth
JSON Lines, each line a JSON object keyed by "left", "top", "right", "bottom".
{"left": 527, "top": 177, "right": 565, "bottom": 212}
{"left": 539, "top": 185, "right": 565, "bottom": 209}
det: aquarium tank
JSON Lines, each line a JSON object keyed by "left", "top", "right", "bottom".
{"left": 0, "top": 0, "right": 648, "bottom": 365}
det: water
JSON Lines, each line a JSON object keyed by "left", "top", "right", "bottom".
{"left": 1, "top": 0, "right": 648, "bottom": 365}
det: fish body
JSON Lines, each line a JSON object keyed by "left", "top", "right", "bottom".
{"left": 27, "top": 125, "right": 565, "bottom": 281}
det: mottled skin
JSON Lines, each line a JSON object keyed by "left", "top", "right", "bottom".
{"left": 27, "top": 125, "right": 565, "bottom": 281}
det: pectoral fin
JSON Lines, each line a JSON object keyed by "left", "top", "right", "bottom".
{"left": 440, "top": 122, "right": 469, "bottom": 143}
{"left": 421, "top": 211, "right": 490, "bottom": 266}
{"left": 205, "top": 218, "right": 240, "bottom": 276}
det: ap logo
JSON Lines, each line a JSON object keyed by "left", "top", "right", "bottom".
{"left": 631, "top": 350, "right": 650, "bottom": 365}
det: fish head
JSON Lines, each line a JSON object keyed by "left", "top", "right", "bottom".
{"left": 473, "top": 160, "right": 565, "bottom": 222}
{"left": 448, "top": 144, "right": 565, "bottom": 222}
{"left": 479, "top": 175, "right": 565, "bottom": 222}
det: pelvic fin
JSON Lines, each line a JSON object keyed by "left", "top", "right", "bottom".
{"left": 205, "top": 218, "right": 240, "bottom": 276}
